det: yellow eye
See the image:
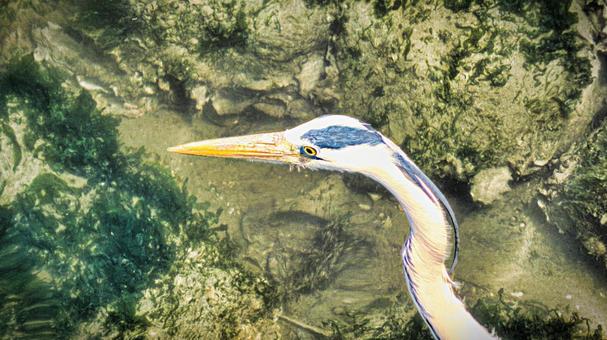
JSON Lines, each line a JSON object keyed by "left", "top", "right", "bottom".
{"left": 302, "top": 146, "right": 318, "bottom": 157}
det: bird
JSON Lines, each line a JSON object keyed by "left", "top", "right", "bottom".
{"left": 168, "top": 115, "right": 496, "bottom": 339}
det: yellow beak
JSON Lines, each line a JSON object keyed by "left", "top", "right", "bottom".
{"left": 167, "top": 131, "right": 300, "bottom": 163}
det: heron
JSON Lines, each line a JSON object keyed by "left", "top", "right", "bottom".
{"left": 168, "top": 115, "right": 495, "bottom": 339}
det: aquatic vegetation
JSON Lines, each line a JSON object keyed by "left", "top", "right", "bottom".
{"left": 333, "top": 0, "right": 592, "bottom": 181}
{"left": 322, "top": 304, "right": 433, "bottom": 339}
{"left": 0, "top": 55, "right": 120, "bottom": 178}
{"left": 0, "top": 57, "right": 277, "bottom": 338}
{"left": 322, "top": 290, "right": 603, "bottom": 339}
{"left": 256, "top": 212, "right": 363, "bottom": 303}
{"left": 73, "top": 0, "right": 250, "bottom": 52}
{"left": 541, "top": 121, "right": 607, "bottom": 271}
{"left": 289, "top": 215, "right": 352, "bottom": 295}
{"left": 275, "top": 214, "right": 369, "bottom": 301}
{"left": 126, "top": 244, "right": 278, "bottom": 339}
{"left": 472, "top": 289, "right": 603, "bottom": 339}
{"left": 72, "top": 0, "right": 142, "bottom": 50}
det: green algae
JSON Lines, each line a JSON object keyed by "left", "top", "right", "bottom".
{"left": 472, "top": 289, "right": 603, "bottom": 339}
{"left": 321, "top": 290, "right": 603, "bottom": 339}
{"left": 0, "top": 56, "right": 277, "bottom": 338}
{"left": 290, "top": 215, "right": 352, "bottom": 295}
{"left": 72, "top": 0, "right": 250, "bottom": 53}
{"left": 332, "top": 0, "right": 592, "bottom": 181}
{"left": 73, "top": 0, "right": 142, "bottom": 50}
{"left": 269, "top": 213, "right": 368, "bottom": 302}
{"left": 0, "top": 120, "right": 21, "bottom": 171}
{"left": 322, "top": 304, "right": 433, "bottom": 339}
{"left": 542, "top": 120, "right": 607, "bottom": 271}
{"left": 0, "top": 55, "right": 120, "bottom": 178}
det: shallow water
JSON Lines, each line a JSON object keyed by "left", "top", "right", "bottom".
{"left": 2, "top": 0, "right": 607, "bottom": 338}
{"left": 120, "top": 108, "right": 607, "bottom": 332}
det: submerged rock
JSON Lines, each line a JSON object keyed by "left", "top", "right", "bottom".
{"left": 5, "top": 0, "right": 594, "bottom": 184}
{"left": 334, "top": 1, "right": 593, "bottom": 181}
{"left": 190, "top": 85, "right": 209, "bottom": 111}
{"left": 470, "top": 167, "right": 512, "bottom": 205}
{"left": 296, "top": 54, "right": 325, "bottom": 97}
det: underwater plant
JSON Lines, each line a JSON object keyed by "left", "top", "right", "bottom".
{"left": 321, "top": 289, "right": 603, "bottom": 339}
{"left": 263, "top": 213, "right": 371, "bottom": 303}
{"left": 0, "top": 55, "right": 120, "bottom": 178}
{"left": 0, "top": 56, "right": 276, "bottom": 338}
{"left": 1, "top": 0, "right": 605, "bottom": 338}
{"left": 472, "top": 289, "right": 603, "bottom": 340}
{"left": 541, "top": 120, "right": 607, "bottom": 272}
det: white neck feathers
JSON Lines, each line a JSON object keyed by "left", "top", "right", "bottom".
{"left": 364, "top": 160, "right": 495, "bottom": 340}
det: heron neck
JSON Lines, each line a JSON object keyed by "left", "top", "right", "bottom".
{"left": 364, "top": 162, "right": 495, "bottom": 340}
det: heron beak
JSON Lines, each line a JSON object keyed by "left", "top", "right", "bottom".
{"left": 167, "top": 131, "right": 300, "bottom": 163}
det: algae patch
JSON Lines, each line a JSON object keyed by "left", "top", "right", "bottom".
{"left": 0, "top": 56, "right": 277, "bottom": 338}
{"left": 333, "top": 0, "right": 592, "bottom": 181}
{"left": 321, "top": 289, "right": 603, "bottom": 339}
{"left": 540, "top": 119, "right": 607, "bottom": 272}
{"left": 0, "top": 0, "right": 605, "bottom": 338}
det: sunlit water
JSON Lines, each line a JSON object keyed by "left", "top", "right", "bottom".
{"left": 119, "top": 108, "right": 607, "bottom": 333}
{"left": 2, "top": 0, "right": 607, "bottom": 337}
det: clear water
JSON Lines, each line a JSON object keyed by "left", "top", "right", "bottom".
{"left": 1, "top": 0, "right": 607, "bottom": 339}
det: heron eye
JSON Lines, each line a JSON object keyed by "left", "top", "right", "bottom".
{"left": 301, "top": 146, "right": 318, "bottom": 157}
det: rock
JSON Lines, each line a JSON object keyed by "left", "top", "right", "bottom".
{"left": 551, "top": 159, "right": 578, "bottom": 184}
{"left": 533, "top": 159, "right": 549, "bottom": 167}
{"left": 470, "top": 167, "right": 512, "bottom": 205}
{"left": 190, "top": 85, "right": 208, "bottom": 111}
{"left": 368, "top": 193, "right": 382, "bottom": 202}
{"left": 211, "top": 91, "right": 254, "bottom": 116}
{"left": 252, "top": 102, "right": 286, "bottom": 118}
{"left": 235, "top": 74, "right": 292, "bottom": 92}
{"left": 296, "top": 54, "right": 324, "bottom": 97}
{"left": 358, "top": 203, "right": 372, "bottom": 211}
{"left": 510, "top": 291, "right": 524, "bottom": 298}
{"left": 583, "top": 237, "right": 606, "bottom": 257}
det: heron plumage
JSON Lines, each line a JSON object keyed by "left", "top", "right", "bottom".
{"left": 168, "top": 114, "right": 496, "bottom": 339}
{"left": 362, "top": 150, "right": 495, "bottom": 339}
{"left": 301, "top": 125, "right": 384, "bottom": 149}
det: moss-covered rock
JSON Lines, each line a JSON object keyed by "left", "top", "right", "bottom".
{"left": 3, "top": 0, "right": 597, "bottom": 180}
{"left": 539, "top": 119, "right": 607, "bottom": 271}
{"left": 127, "top": 245, "right": 279, "bottom": 339}
{"left": 332, "top": 0, "right": 592, "bottom": 181}
{"left": 64, "top": 0, "right": 595, "bottom": 184}
{"left": 66, "top": 0, "right": 330, "bottom": 122}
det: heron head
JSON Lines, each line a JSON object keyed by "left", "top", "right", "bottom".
{"left": 169, "top": 114, "right": 461, "bottom": 273}
{"left": 168, "top": 115, "right": 394, "bottom": 174}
